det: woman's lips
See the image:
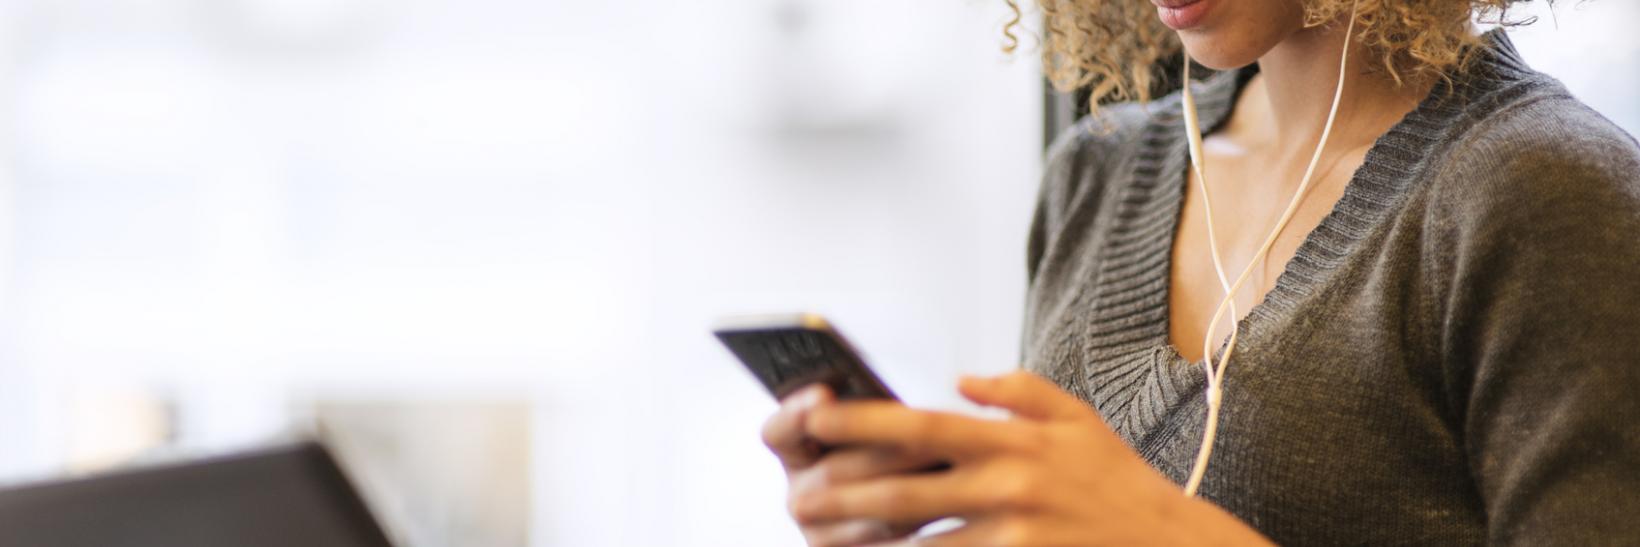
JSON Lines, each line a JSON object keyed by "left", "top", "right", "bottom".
{"left": 1154, "top": 0, "right": 1212, "bottom": 30}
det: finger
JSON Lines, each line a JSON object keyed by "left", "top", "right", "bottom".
{"left": 803, "top": 519, "right": 922, "bottom": 547}
{"left": 793, "top": 471, "right": 968, "bottom": 526}
{"left": 804, "top": 403, "right": 1022, "bottom": 460}
{"left": 799, "top": 447, "right": 947, "bottom": 492}
{"left": 763, "top": 384, "right": 835, "bottom": 470}
{"left": 958, "top": 371, "right": 1092, "bottom": 422}
{"left": 794, "top": 461, "right": 1048, "bottom": 527}
{"left": 907, "top": 516, "right": 1036, "bottom": 547}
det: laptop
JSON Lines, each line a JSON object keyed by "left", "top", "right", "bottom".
{"left": 0, "top": 441, "right": 393, "bottom": 547}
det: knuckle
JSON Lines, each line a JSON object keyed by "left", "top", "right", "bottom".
{"left": 871, "top": 483, "right": 911, "bottom": 509}
{"left": 909, "top": 413, "right": 941, "bottom": 445}
{"left": 788, "top": 470, "right": 815, "bottom": 498}
{"left": 994, "top": 518, "right": 1036, "bottom": 546}
{"left": 1020, "top": 425, "right": 1052, "bottom": 454}
{"left": 787, "top": 491, "right": 819, "bottom": 525}
{"left": 989, "top": 467, "right": 1040, "bottom": 510}
{"left": 992, "top": 427, "right": 1036, "bottom": 457}
{"left": 990, "top": 483, "right": 1025, "bottom": 510}
{"left": 786, "top": 493, "right": 805, "bottom": 521}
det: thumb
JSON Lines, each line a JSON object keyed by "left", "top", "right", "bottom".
{"left": 958, "top": 370, "right": 1091, "bottom": 421}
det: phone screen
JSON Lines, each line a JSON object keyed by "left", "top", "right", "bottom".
{"left": 714, "top": 316, "right": 897, "bottom": 401}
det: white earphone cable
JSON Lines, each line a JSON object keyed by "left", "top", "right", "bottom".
{"left": 1180, "top": 66, "right": 1243, "bottom": 421}
{"left": 1179, "top": 3, "right": 1359, "bottom": 497}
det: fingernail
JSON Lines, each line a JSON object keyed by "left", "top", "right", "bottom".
{"left": 800, "top": 385, "right": 826, "bottom": 406}
{"left": 786, "top": 389, "right": 817, "bottom": 414}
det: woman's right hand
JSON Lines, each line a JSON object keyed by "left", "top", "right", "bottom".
{"left": 762, "top": 384, "right": 944, "bottom": 547}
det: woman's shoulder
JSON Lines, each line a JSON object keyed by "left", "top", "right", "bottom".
{"left": 1044, "top": 90, "right": 1190, "bottom": 174}
{"left": 1045, "top": 101, "right": 1159, "bottom": 163}
{"left": 1426, "top": 76, "right": 1640, "bottom": 233}
{"left": 1415, "top": 76, "right": 1640, "bottom": 325}
{"left": 1042, "top": 101, "right": 1155, "bottom": 190}
{"left": 1037, "top": 93, "right": 1188, "bottom": 227}
{"left": 1040, "top": 66, "right": 1236, "bottom": 209}
{"left": 1425, "top": 31, "right": 1640, "bottom": 214}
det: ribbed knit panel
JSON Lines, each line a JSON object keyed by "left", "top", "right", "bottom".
{"left": 1071, "top": 82, "right": 1229, "bottom": 447}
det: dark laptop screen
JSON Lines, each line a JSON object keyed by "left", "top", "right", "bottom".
{"left": 0, "top": 442, "right": 393, "bottom": 547}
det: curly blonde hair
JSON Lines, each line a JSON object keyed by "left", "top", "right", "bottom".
{"left": 1005, "top": 0, "right": 1538, "bottom": 110}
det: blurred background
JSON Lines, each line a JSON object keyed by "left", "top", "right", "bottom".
{"left": 0, "top": 1, "right": 1634, "bottom": 546}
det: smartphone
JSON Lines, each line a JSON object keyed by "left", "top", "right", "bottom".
{"left": 713, "top": 313, "right": 898, "bottom": 402}
{"left": 716, "top": 314, "right": 953, "bottom": 472}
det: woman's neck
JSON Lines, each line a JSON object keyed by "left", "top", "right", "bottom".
{"left": 1230, "top": 22, "right": 1431, "bottom": 156}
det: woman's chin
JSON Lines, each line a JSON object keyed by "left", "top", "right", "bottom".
{"left": 1178, "top": 35, "right": 1265, "bottom": 72}
{"left": 1172, "top": 11, "right": 1302, "bottom": 73}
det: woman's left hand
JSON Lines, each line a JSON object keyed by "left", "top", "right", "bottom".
{"left": 793, "top": 370, "right": 1272, "bottom": 546}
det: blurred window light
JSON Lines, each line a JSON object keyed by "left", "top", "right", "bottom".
{"left": 0, "top": 1, "right": 1037, "bottom": 546}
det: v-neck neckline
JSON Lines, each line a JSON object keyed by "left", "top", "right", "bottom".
{"left": 1147, "top": 30, "right": 1526, "bottom": 371}
{"left": 1054, "top": 27, "right": 1538, "bottom": 457}
{"left": 1151, "top": 61, "right": 1416, "bottom": 369}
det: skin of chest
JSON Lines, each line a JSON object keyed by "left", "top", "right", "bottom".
{"left": 1167, "top": 133, "right": 1371, "bottom": 363}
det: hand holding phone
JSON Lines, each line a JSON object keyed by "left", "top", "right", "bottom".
{"left": 716, "top": 313, "right": 945, "bottom": 544}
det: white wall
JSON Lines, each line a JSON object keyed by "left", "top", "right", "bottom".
{"left": 0, "top": 0, "right": 1038, "bottom": 545}
{"left": 1506, "top": 0, "right": 1640, "bottom": 137}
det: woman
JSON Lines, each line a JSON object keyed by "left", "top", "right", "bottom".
{"left": 762, "top": 0, "right": 1640, "bottom": 544}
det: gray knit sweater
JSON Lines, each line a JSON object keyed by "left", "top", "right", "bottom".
{"left": 1022, "top": 31, "right": 1640, "bottom": 545}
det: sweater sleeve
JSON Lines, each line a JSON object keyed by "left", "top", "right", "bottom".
{"left": 1434, "top": 98, "right": 1640, "bottom": 545}
{"left": 1022, "top": 120, "right": 1093, "bottom": 365}
{"left": 1027, "top": 118, "right": 1098, "bottom": 291}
